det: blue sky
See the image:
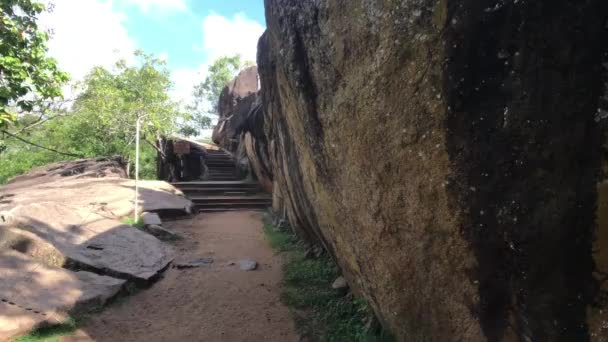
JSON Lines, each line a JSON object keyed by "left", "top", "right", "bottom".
{"left": 113, "top": 0, "right": 266, "bottom": 70}
{"left": 40, "top": 0, "right": 266, "bottom": 104}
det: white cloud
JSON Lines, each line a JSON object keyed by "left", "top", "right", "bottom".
{"left": 40, "top": 0, "right": 135, "bottom": 84}
{"left": 123, "top": 0, "right": 188, "bottom": 13}
{"left": 158, "top": 52, "right": 169, "bottom": 62}
{"left": 170, "top": 66, "right": 206, "bottom": 106}
{"left": 201, "top": 12, "right": 265, "bottom": 63}
{"left": 171, "top": 13, "right": 264, "bottom": 106}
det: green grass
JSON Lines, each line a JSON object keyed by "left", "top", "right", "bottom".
{"left": 263, "top": 223, "right": 394, "bottom": 342}
{"left": 264, "top": 224, "right": 298, "bottom": 251}
{"left": 13, "top": 318, "right": 78, "bottom": 342}
{"left": 122, "top": 216, "right": 145, "bottom": 229}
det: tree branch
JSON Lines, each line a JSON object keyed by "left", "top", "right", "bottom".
{"left": 1, "top": 130, "right": 84, "bottom": 158}
{"left": 145, "top": 138, "right": 166, "bottom": 159}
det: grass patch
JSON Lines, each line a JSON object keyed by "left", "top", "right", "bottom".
{"left": 122, "top": 216, "right": 145, "bottom": 229}
{"left": 263, "top": 224, "right": 297, "bottom": 251}
{"left": 13, "top": 318, "right": 78, "bottom": 342}
{"left": 264, "top": 223, "right": 394, "bottom": 342}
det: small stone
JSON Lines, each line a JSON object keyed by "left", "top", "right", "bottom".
{"left": 332, "top": 276, "right": 348, "bottom": 290}
{"left": 239, "top": 259, "right": 258, "bottom": 271}
{"left": 174, "top": 257, "right": 214, "bottom": 269}
{"left": 141, "top": 212, "right": 162, "bottom": 226}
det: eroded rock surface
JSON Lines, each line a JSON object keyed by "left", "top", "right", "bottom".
{"left": 212, "top": 67, "right": 273, "bottom": 192}
{"left": 0, "top": 158, "right": 189, "bottom": 281}
{"left": 259, "top": 0, "right": 608, "bottom": 341}
{"left": 0, "top": 250, "right": 125, "bottom": 341}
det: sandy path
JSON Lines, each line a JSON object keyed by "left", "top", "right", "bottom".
{"left": 61, "top": 211, "right": 298, "bottom": 342}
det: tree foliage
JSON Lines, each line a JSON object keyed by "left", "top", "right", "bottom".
{"left": 189, "top": 55, "right": 254, "bottom": 125}
{"left": 0, "top": 52, "right": 186, "bottom": 183}
{"left": 193, "top": 55, "right": 242, "bottom": 115}
{"left": 72, "top": 51, "right": 182, "bottom": 154}
{"left": 0, "top": 0, "right": 69, "bottom": 129}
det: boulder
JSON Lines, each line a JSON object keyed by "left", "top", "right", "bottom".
{"left": 141, "top": 212, "right": 162, "bottom": 226}
{"left": 331, "top": 276, "right": 348, "bottom": 290}
{"left": 0, "top": 250, "right": 125, "bottom": 341}
{"left": 212, "top": 67, "right": 273, "bottom": 191}
{"left": 0, "top": 158, "right": 187, "bottom": 282}
{"left": 142, "top": 224, "right": 180, "bottom": 241}
{"left": 213, "top": 66, "right": 260, "bottom": 151}
{"left": 1, "top": 202, "right": 173, "bottom": 282}
{"left": 259, "top": 0, "right": 608, "bottom": 341}
{"left": 0, "top": 163, "right": 192, "bottom": 218}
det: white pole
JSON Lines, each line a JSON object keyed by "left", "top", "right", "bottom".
{"left": 134, "top": 116, "right": 141, "bottom": 223}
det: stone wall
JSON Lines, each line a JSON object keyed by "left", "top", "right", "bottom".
{"left": 258, "top": 0, "right": 608, "bottom": 340}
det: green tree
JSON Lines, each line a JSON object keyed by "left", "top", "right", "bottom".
{"left": 0, "top": 51, "right": 186, "bottom": 183}
{"left": 0, "top": 0, "right": 69, "bottom": 129}
{"left": 71, "top": 51, "right": 185, "bottom": 169}
{"left": 193, "top": 55, "right": 242, "bottom": 115}
{"left": 188, "top": 55, "right": 255, "bottom": 135}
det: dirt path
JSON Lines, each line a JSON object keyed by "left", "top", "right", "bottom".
{"left": 61, "top": 211, "right": 298, "bottom": 342}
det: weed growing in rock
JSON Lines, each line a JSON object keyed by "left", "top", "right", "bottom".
{"left": 122, "top": 217, "right": 145, "bottom": 229}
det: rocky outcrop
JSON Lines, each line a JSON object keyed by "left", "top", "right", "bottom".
{"left": 212, "top": 67, "right": 273, "bottom": 192}
{"left": 259, "top": 0, "right": 608, "bottom": 341}
{"left": 0, "top": 250, "right": 125, "bottom": 341}
{"left": 212, "top": 66, "right": 260, "bottom": 152}
{"left": 0, "top": 158, "right": 191, "bottom": 281}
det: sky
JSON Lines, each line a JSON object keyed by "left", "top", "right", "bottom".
{"left": 38, "top": 0, "right": 266, "bottom": 105}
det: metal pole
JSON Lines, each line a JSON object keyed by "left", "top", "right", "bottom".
{"left": 134, "top": 116, "right": 141, "bottom": 223}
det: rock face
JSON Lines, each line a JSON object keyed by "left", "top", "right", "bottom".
{"left": 259, "top": 1, "right": 608, "bottom": 341}
{"left": 0, "top": 250, "right": 125, "bottom": 340}
{"left": 212, "top": 67, "right": 273, "bottom": 192}
{"left": 0, "top": 158, "right": 191, "bottom": 281}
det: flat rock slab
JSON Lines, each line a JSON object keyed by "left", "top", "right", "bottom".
{"left": 1, "top": 176, "right": 193, "bottom": 219}
{"left": 0, "top": 250, "right": 125, "bottom": 341}
{"left": 1, "top": 202, "right": 174, "bottom": 281}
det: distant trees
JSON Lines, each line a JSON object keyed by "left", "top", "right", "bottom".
{"left": 0, "top": 2, "right": 257, "bottom": 182}
{"left": 72, "top": 51, "right": 184, "bottom": 160}
{"left": 0, "top": 0, "right": 68, "bottom": 129}
{"left": 182, "top": 55, "right": 254, "bottom": 137}
{"left": 0, "top": 52, "right": 187, "bottom": 183}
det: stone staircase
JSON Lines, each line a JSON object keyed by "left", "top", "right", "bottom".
{"left": 172, "top": 149, "right": 272, "bottom": 212}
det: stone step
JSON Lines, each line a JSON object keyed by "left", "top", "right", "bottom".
{"left": 204, "top": 156, "right": 232, "bottom": 160}
{"left": 189, "top": 195, "right": 271, "bottom": 202}
{"left": 206, "top": 179, "right": 242, "bottom": 182}
{"left": 197, "top": 207, "right": 266, "bottom": 213}
{"left": 172, "top": 181, "right": 260, "bottom": 189}
{"left": 206, "top": 164, "right": 236, "bottom": 168}
{"left": 181, "top": 187, "right": 263, "bottom": 194}
{"left": 193, "top": 202, "right": 271, "bottom": 210}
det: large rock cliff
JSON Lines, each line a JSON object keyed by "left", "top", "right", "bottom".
{"left": 258, "top": 0, "right": 608, "bottom": 341}
{"left": 212, "top": 67, "right": 273, "bottom": 192}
